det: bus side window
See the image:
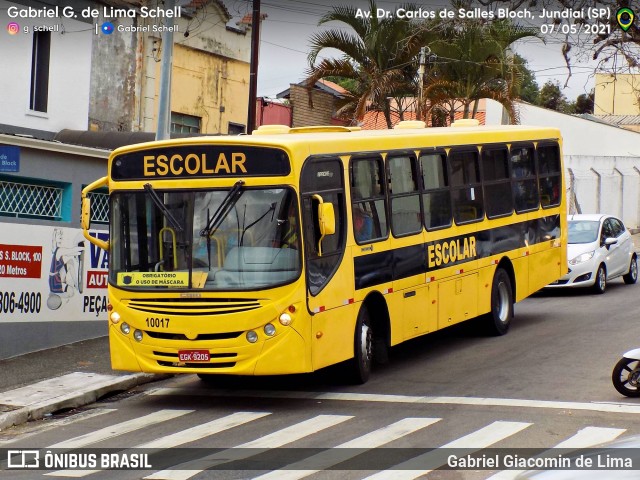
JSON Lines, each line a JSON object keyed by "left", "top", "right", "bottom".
{"left": 537, "top": 143, "right": 561, "bottom": 208}
{"left": 350, "top": 156, "right": 388, "bottom": 243}
{"left": 388, "top": 154, "right": 421, "bottom": 237}
{"left": 419, "top": 151, "right": 451, "bottom": 230}
{"left": 449, "top": 149, "right": 484, "bottom": 224}
{"left": 510, "top": 144, "right": 539, "bottom": 213}
{"left": 482, "top": 146, "right": 512, "bottom": 218}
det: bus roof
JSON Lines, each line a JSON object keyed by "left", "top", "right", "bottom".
{"left": 110, "top": 122, "right": 561, "bottom": 159}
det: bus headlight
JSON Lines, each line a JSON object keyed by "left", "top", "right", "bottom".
{"left": 246, "top": 331, "right": 258, "bottom": 343}
{"left": 133, "top": 330, "right": 144, "bottom": 342}
{"left": 110, "top": 312, "right": 121, "bottom": 324}
{"left": 264, "top": 323, "right": 276, "bottom": 336}
{"left": 279, "top": 313, "right": 292, "bottom": 326}
{"left": 120, "top": 322, "right": 131, "bottom": 335}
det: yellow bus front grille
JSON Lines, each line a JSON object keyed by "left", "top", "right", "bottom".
{"left": 124, "top": 297, "right": 262, "bottom": 316}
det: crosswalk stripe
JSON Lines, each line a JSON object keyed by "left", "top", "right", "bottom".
{"left": 47, "top": 409, "right": 193, "bottom": 449}
{"left": 486, "top": 426, "right": 627, "bottom": 480}
{"left": 44, "top": 411, "right": 270, "bottom": 478}
{"left": 362, "top": 420, "right": 532, "bottom": 480}
{"left": 145, "top": 414, "right": 354, "bottom": 480}
{"left": 252, "top": 417, "right": 442, "bottom": 480}
{"left": 148, "top": 387, "right": 640, "bottom": 414}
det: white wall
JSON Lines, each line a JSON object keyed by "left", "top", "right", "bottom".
{"left": 486, "top": 100, "right": 640, "bottom": 230}
{"left": 0, "top": 0, "right": 92, "bottom": 132}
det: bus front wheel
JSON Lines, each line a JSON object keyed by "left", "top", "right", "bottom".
{"left": 349, "top": 305, "right": 373, "bottom": 384}
{"left": 484, "top": 268, "right": 513, "bottom": 336}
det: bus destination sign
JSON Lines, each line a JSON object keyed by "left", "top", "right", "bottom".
{"left": 110, "top": 145, "right": 291, "bottom": 180}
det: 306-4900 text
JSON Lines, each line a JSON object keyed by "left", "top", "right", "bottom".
{"left": 0, "top": 291, "right": 42, "bottom": 314}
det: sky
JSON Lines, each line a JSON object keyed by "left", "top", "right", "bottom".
{"left": 223, "top": 0, "right": 627, "bottom": 101}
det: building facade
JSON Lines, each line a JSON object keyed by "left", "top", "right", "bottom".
{"left": 0, "top": 0, "right": 93, "bottom": 138}
{"left": 89, "top": 0, "right": 251, "bottom": 135}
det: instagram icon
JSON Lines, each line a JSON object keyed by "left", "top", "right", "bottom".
{"left": 7, "top": 22, "right": 20, "bottom": 35}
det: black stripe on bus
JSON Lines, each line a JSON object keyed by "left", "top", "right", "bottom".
{"left": 354, "top": 214, "right": 560, "bottom": 290}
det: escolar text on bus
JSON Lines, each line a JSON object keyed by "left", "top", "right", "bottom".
{"left": 143, "top": 152, "right": 247, "bottom": 177}
{"left": 427, "top": 235, "right": 477, "bottom": 268}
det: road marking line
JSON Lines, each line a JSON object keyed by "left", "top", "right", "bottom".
{"left": 486, "top": 426, "right": 627, "bottom": 480}
{"left": 148, "top": 387, "right": 640, "bottom": 414}
{"left": 252, "top": 417, "right": 442, "bottom": 480}
{"left": 362, "top": 420, "right": 532, "bottom": 480}
{"left": 144, "top": 414, "right": 353, "bottom": 480}
{"left": 44, "top": 411, "right": 270, "bottom": 478}
{"left": 48, "top": 409, "right": 193, "bottom": 449}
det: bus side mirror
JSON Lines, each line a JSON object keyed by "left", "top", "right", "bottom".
{"left": 81, "top": 196, "right": 91, "bottom": 231}
{"left": 81, "top": 176, "right": 109, "bottom": 251}
{"left": 312, "top": 194, "right": 335, "bottom": 257}
{"left": 318, "top": 202, "right": 335, "bottom": 236}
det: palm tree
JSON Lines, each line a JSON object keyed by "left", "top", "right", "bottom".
{"left": 305, "top": 0, "right": 432, "bottom": 128}
{"left": 422, "top": 18, "right": 540, "bottom": 124}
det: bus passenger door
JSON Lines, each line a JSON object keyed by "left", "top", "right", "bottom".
{"left": 300, "top": 157, "right": 355, "bottom": 371}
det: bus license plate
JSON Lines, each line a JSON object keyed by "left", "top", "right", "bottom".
{"left": 178, "top": 350, "right": 210, "bottom": 362}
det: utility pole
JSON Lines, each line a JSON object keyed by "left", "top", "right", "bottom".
{"left": 417, "top": 46, "right": 427, "bottom": 121}
{"left": 246, "top": 0, "right": 261, "bottom": 134}
{"left": 156, "top": 0, "right": 175, "bottom": 140}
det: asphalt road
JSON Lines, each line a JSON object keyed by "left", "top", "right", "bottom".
{"left": 2, "top": 277, "right": 640, "bottom": 479}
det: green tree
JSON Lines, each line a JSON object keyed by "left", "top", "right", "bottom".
{"left": 305, "top": 0, "right": 432, "bottom": 128}
{"left": 574, "top": 91, "right": 595, "bottom": 114}
{"left": 513, "top": 54, "right": 539, "bottom": 104}
{"left": 538, "top": 80, "right": 570, "bottom": 112}
{"left": 423, "top": 17, "right": 540, "bottom": 123}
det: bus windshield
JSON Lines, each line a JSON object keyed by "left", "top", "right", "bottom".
{"left": 110, "top": 187, "right": 301, "bottom": 290}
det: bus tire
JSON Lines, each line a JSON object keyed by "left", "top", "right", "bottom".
{"left": 484, "top": 268, "right": 513, "bottom": 336}
{"left": 349, "top": 305, "right": 373, "bottom": 384}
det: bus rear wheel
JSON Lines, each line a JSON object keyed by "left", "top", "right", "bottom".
{"left": 348, "top": 305, "right": 373, "bottom": 384}
{"left": 483, "top": 268, "right": 513, "bottom": 336}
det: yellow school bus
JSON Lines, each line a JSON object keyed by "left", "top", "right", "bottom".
{"left": 82, "top": 120, "right": 566, "bottom": 384}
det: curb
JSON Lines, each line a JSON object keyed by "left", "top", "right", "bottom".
{"left": 0, "top": 372, "right": 167, "bottom": 431}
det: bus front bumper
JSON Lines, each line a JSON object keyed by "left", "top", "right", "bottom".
{"left": 108, "top": 322, "right": 310, "bottom": 376}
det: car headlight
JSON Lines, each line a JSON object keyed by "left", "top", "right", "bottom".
{"left": 569, "top": 251, "right": 595, "bottom": 265}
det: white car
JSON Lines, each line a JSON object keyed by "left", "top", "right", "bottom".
{"left": 547, "top": 214, "right": 638, "bottom": 293}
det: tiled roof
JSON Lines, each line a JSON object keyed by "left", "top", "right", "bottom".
{"left": 360, "top": 110, "right": 486, "bottom": 130}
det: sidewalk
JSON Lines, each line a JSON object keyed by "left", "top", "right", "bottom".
{"left": 0, "top": 336, "right": 165, "bottom": 431}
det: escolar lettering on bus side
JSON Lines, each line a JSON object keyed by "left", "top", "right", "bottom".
{"left": 427, "top": 235, "right": 477, "bottom": 269}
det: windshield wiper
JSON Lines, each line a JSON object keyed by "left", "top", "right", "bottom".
{"left": 199, "top": 180, "right": 244, "bottom": 238}
{"left": 144, "top": 184, "right": 183, "bottom": 232}
{"left": 240, "top": 202, "right": 276, "bottom": 246}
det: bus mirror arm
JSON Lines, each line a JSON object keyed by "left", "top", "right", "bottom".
{"left": 312, "top": 194, "right": 336, "bottom": 257}
{"left": 81, "top": 176, "right": 109, "bottom": 251}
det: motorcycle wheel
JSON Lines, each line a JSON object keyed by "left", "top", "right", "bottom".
{"left": 612, "top": 357, "right": 640, "bottom": 397}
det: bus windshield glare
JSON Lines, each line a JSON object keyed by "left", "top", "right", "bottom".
{"left": 110, "top": 187, "right": 301, "bottom": 290}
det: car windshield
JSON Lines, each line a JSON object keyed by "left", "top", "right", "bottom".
{"left": 568, "top": 220, "right": 600, "bottom": 244}
{"left": 109, "top": 187, "right": 301, "bottom": 290}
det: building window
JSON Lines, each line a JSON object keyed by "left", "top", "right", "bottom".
{"left": 170, "top": 112, "right": 201, "bottom": 133}
{"left": 0, "top": 176, "right": 65, "bottom": 220}
{"left": 30, "top": 31, "right": 51, "bottom": 112}
{"left": 228, "top": 122, "right": 245, "bottom": 135}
